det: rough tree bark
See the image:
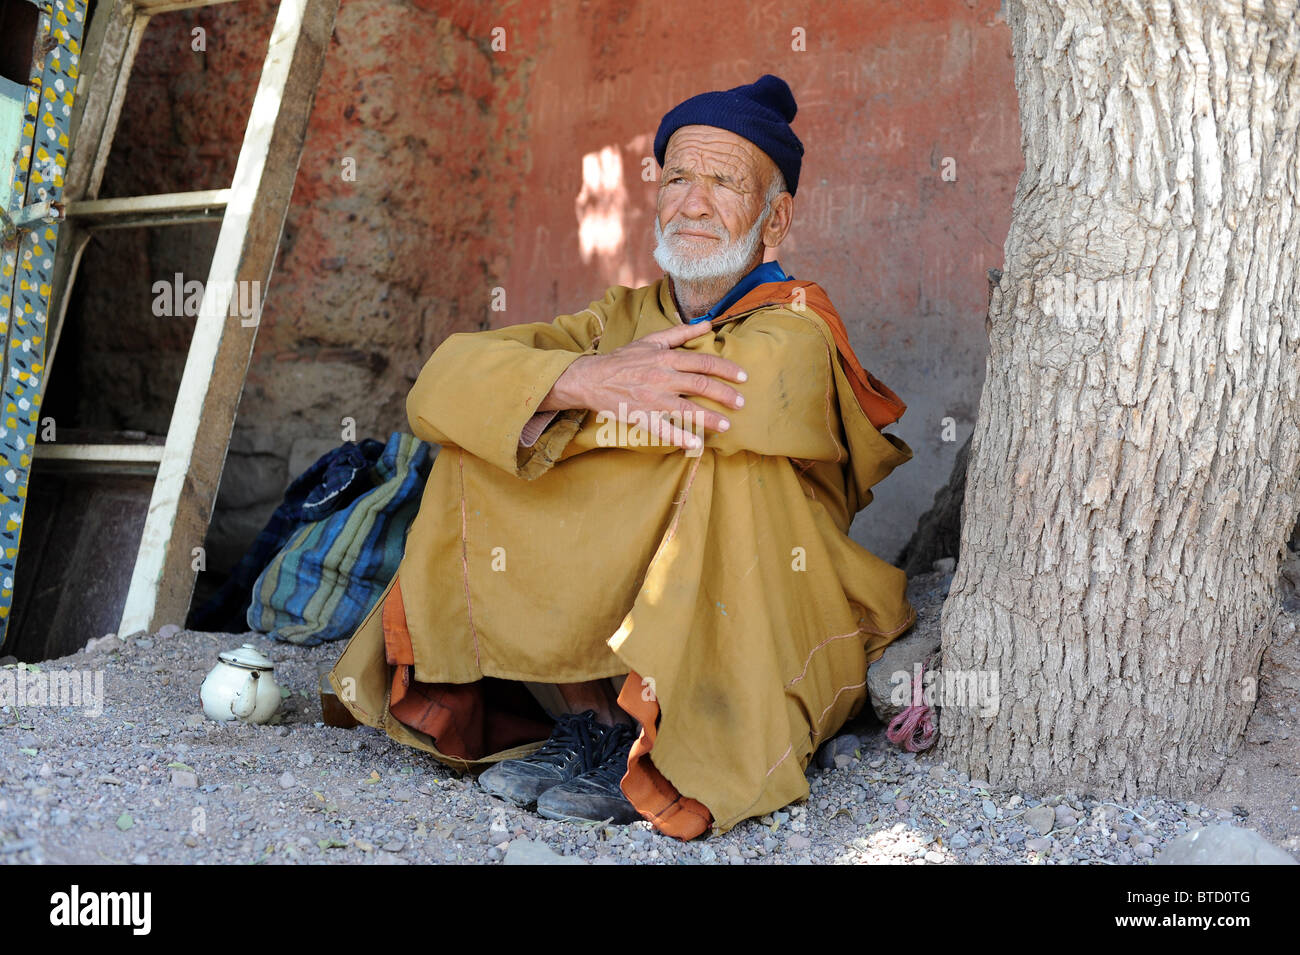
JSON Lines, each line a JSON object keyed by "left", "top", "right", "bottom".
{"left": 941, "top": 0, "right": 1300, "bottom": 799}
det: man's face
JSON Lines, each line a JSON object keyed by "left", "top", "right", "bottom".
{"left": 654, "top": 125, "right": 777, "bottom": 282}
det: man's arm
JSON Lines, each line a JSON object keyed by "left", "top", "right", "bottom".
{"left": 540, "top": 319, "right": 748, "bottom": 450}
{"left": 545, "top": 308, "right": 845, "bottom": 463}
{"left": 405, "top": 295, "right": 612, "bottom": 477}
{"left": 681, "top": 309, "right": 846, "bottom": 461}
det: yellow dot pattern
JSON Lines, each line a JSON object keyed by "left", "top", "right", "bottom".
{"left": 0, "top": 0, "right": 86, "bottom": 627}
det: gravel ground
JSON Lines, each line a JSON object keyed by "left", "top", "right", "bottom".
{"left": 2, "top": 573, "right": 1296, "bottom": 865}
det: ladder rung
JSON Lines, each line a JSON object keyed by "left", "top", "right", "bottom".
{"left": 33, "top": 442, "right": 165, "bottom": 475}
{"left": 65, "top": 189, "right": 229, "bottom": 229}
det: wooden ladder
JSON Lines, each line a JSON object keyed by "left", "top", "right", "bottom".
{"left": 0, "top": 0, "right": 339, "bottom": 647}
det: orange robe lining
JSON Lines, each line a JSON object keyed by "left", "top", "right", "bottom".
{"left": 383, "top": 577, "right": 554, "bottom": 761}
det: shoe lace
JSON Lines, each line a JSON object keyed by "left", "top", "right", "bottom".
{"left": 587, "top": 721, "right": 638, "bottom": 787}
{"left": 529, "top": 710, "right": 602, "bottom": 775}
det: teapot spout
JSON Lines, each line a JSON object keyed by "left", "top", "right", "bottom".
{"left": 232, "top": 670, "right": 260, "bottom": 719}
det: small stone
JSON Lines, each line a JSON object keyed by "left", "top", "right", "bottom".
{"left": 171, "top": 770, "right": 198, "bottom": 788}
{"left": 278, "top": 772, "right": 296, "bottom": 790}
{"left": 1157, "top": 825, "right": 1298, "bottom": 865}
{"left": 981, "top": 799, "right": 998, "bottom": 820}
{"left": 787, "top": 834, "right": 812, "bottom": 851}
{"left": 83, "top": 634, "right": 118, "bottom": 654}
{"left": 816, "top": 734, "right": 861, "bottom": 770}
{"left": 924, "top": 850, "right": 945, "bottom": 863}
{"left": 183, "top": 834, "right": 199, "bottom": 848}
{"left": 895, "top": 799, "right": 911, "bottom": 815}
{"left": 132, "top": 853, "right": 148, "bottom": 865}
{"left": 1054, "top": 804, "right": 1076, "bottom": 823}
{"left": 1134, "top": 842, "right": 1154, "bottom": 859}
{"left": 948, "top": 834, "right": 969, "bottom": 849}
{"left": 932, "top": 557, "right": 956, "bottom": 574}
{"left": 867, "top": 629, "right": 941, "bottom": 723}
{"left": 1025, "top": 837, "right": 1051, "bottom": 853}
{"left": 699, "top": 846, "right": 717, "bottom": 862}
{"left": 1024, "top": 806, "right": 1055, "bottom": 836}
{"left": 157, "top": 624, "right": 182, "bottom": 640}
{"left": 762, "top": 836, "right": 778, "bottom": 852}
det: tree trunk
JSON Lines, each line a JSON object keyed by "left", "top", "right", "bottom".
{"left": 941, "top": 0, "right": 1300, "bottom": 800}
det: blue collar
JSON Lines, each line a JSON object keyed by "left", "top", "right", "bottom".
{"left": 684, "top": 260, "right": 793, "bottom": 324}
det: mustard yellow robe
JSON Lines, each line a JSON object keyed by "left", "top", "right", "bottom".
{"left": 330, "top": 277, "right": 916, "bottom": 834}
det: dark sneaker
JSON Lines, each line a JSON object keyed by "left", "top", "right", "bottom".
{"left": 536, "top": 721, "right": 640, "bottom": 824}
{"left": 477, "top": 710, "right": 606, "bottom": 808}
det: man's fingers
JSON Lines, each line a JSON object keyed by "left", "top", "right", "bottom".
{"left": 669, "top": 371, "right": 745, "bottom": 414}
{"left": 634, "top": 324, "right": 751, "bottom": 389}
{"left": 653, "top": 411, "right": 703, "bottom": 451}
{"left": 668, "top": 350, "right": 749, "bottom": 386}
{"left": 673, "top": 398, "right": 731, "bottom": 435}
{"left": 641, "top": 320, "right": 714, "bottom": 348}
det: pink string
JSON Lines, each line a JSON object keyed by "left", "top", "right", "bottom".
{"left": 886, "top": 655, "right": 937, "bottom": 752}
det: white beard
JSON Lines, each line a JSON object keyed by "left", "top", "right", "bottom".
{"left": 653, "top": 203, "right": 771, "bottom": 284}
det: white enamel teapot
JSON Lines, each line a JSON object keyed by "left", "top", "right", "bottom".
{"left": 199, "top": 643, "right": 283, "bottom": 724}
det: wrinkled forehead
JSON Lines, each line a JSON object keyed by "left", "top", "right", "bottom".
{"left": 662, "top": 125, "right": 775, "bottom": 189}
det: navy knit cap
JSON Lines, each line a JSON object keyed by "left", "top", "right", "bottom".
{"left": 654, "top": 74, "right": 804, "bottom": 196}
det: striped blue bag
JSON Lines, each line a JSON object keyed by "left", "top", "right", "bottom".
{"left": 247, "top": 432, "right": 433, "bottom": 645}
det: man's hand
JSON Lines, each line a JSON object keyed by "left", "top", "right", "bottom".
{"left": 539, "top": 321, "right": 748, "bottom": 450}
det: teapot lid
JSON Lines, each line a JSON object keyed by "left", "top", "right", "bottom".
{"left": 219, "top": 643, "right": 274, "bottom": 670}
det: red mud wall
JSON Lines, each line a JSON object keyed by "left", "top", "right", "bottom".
{"left": 59, "top": 0, "right": 1021, "bottom": 586}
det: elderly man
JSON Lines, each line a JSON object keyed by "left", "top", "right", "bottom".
{"left": 329, "top": 74, "right": 916, "bottom": 840}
